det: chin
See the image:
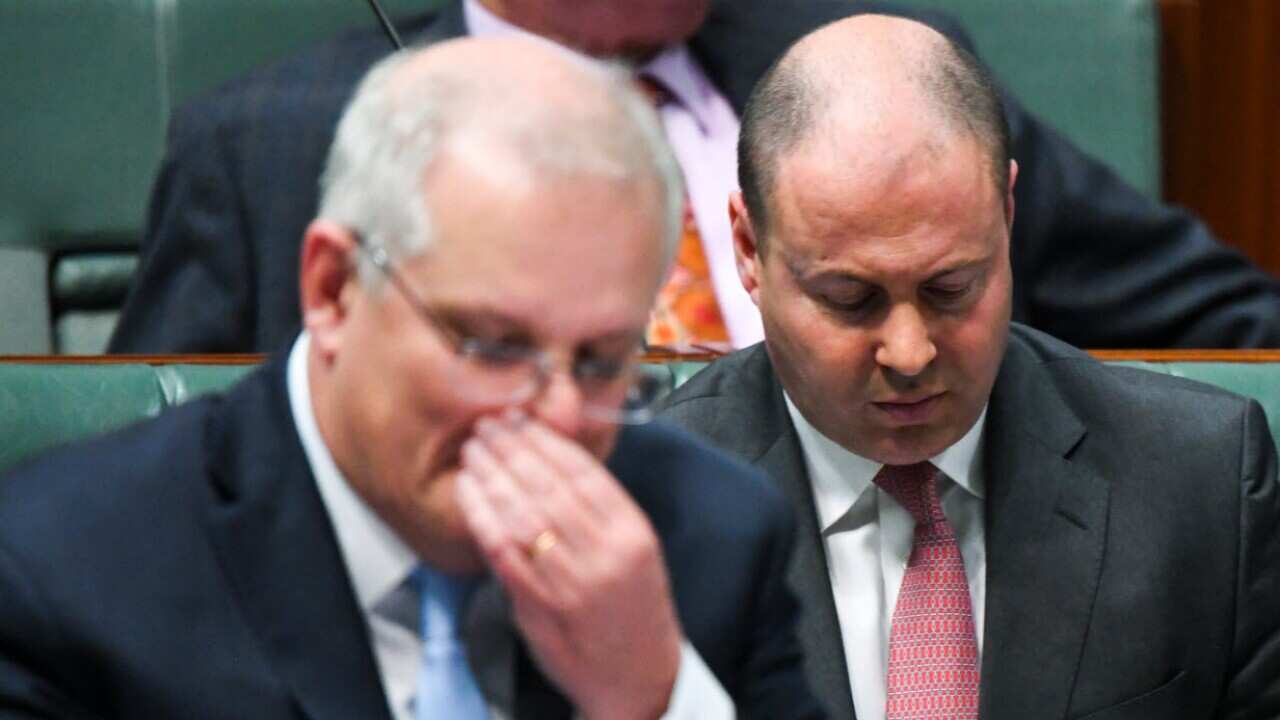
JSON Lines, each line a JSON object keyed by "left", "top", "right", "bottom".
{"left": 867, "top": 429, "right": 953, "bottom": 466}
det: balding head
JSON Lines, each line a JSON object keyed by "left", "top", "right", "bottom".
{"left": 319, "top": 37, "right": 684, "bottom": 281}
{"left": 737, "top": 14, "right": 1010, "bottom": 245}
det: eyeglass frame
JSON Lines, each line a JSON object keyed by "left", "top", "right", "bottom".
{"left": 349, "top": 231, "right": 668, "bottom": 424}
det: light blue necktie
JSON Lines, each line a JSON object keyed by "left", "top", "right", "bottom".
{"left": 415, "top": 565, "right": 487, "bottom": 720}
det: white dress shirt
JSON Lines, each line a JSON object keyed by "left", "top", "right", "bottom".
{"left": 784, "top": 393, "right": 988, "bottom": 720}
{"left": 463, "top": 0, "right": 762, "bottom": 347}
{"left": 286, "top": 333, "right": 733, "bottom": 720}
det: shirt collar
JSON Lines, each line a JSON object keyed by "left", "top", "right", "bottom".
{"left": 463, "top": 0, "right": 717, "bottom": 133}
{"left": 287, "top": 332, "right": 418, "bottom": 613}
{"left": 784, "top": 391, "right": 988, "bottom": 533}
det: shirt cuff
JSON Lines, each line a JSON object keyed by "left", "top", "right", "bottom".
{"left": 660, "top": 640, "right": 735, "bottom": 720}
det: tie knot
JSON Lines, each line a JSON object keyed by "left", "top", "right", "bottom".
{"left": 873, "top": 462, "right": 943, "bottom": 527}
{"left": 635, "top": 73, "right": 673, "bottom": 108}
{"left": 415, "top": 565, "right": 479, "bottom": 642}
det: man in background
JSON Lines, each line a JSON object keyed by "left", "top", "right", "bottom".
{"left": 109, "top": 0, "right": 1280, "bottom": 355}
{"left": 0, "top": 37, "right": 820, "bottom": 719}
{"left": 661, "top": 15, "right": 1280, "bottom": 719}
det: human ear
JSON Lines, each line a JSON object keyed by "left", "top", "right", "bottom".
{"left": 298, "top": 220, "right": 359, "bottom": 362}
{"left": 729, "top": 192, "right": 763, "bottom": 307}
{"left": 1004, "top": 159, "right": 1019, "bottom": 229}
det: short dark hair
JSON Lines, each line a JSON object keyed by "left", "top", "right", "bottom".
{"left": 737, "top": 22, "right": 1011, "bottom": 252}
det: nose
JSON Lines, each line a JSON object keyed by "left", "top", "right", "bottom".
{"left": 874, "top": 303, "right": 936, "bottom": 377}
{"left": 525, "top": 356, "right": 587, "bottom": 439}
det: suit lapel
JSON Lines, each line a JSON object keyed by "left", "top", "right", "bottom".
{"left": 202, "top": 363, "right": 392, "bottom": 720}
{"left": 744, "top": 355, "right": 857, "bottom": 719}
{"left": 979, "top": 337, "right": 1110, "bottom": 720}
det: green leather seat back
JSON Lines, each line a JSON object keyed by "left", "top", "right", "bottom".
{"left": 0, "top": 365, "right": 165, "bottom": 472}
{"left": 153, "top": 364, "right": 258, "bottom": 405}
{"left": 0, "top": 0, "right": 431, "bottom": 354}
{"left": 0, "top": 1, "right": 166, "bottom": 252}
{"left": 887, "top": 0, "right": 1160, "bottom": 198}
{"left": 165, "top": 0, "right": 426, "bottom": 109}
{"left": 0, "top": 1, "right": 167, "bottom": 353}
{"left": 0, "top": 364, "right": 254, "bottom": 474}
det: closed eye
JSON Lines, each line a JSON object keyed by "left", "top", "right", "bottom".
{"left": 925, "top": 284, "right": 971, "bottom": 302}
{"left": 820, "top": 290, "right": 880, "bottom": 317}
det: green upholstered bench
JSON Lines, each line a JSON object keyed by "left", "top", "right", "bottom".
{"left": 1, "top": 352, "right": 1277, "bottom": 475}
{"left": 0, "top": 0, "right": 425, "bottom": 354}
{"left": 0, "top": 361, "right": 255, "bottom": 472}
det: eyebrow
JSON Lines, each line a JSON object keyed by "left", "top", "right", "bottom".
{"left": 787, "top": 254, "right": 990, "bottom": 287}
{"left": 432, "top": 304, "right": 645, "bottom": 346}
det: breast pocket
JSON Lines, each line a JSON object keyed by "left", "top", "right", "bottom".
{"left": 1071, "top": 670, "right": 1189, "bottom": 720}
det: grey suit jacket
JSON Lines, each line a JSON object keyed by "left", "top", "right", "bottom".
{"left": 659, "top": 323, "right": 1280, "bottom": 720}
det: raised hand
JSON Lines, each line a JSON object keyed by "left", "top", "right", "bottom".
{"left": 455, "top": 409, "right": 683, "bottom": 720}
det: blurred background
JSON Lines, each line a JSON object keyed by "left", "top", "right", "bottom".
{"left": 0, "top": 0, "right": 1275, "bottom": 354}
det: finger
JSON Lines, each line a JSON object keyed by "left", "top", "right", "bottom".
{"left": 475, "top": 415, "right": 599, "bottom": 546}
{"left": 517, "top": 416, "right": 633, "bottom": 520}
{"left": 455, "top": 470, "right": 557, "bottom": 607}
{"left": 461, "top": 433, "right": 553, "bottom": 548}
{"left": 475, "top": 414, "right": 559, "bottom": 497}
{"left": 461, "top": 438, "right": 592, "bottom": 599}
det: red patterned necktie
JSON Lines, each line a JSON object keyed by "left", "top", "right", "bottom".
{"left": 635, "top": 74, "right": 731, "bottom": 353}
{"left": 874, "top": 462, "right": 980, "bottom": 720}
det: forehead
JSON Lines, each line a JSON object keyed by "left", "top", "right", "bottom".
{"left": 404, "top": 152, "right": 667, "bottom": 332}
{"left": 769, "top": 128, "right": 1004, "bottom": 278}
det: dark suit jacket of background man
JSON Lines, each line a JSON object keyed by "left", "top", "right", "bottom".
{"left": 0, "top": 360, "right": 822, "bottom": 719}
{"left": 108, "top": 0, "right": 1280, "bottom": 355}
{"left": 658, "top": 324, "right": 1280, "bottom": 719}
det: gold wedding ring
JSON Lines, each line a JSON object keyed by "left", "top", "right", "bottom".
{"left": 528, "top": 529, "right": 559, "bottom": 560}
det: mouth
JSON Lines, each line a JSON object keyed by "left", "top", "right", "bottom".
{"left": 871, "top": 392, "right": 945, "bottom": 425}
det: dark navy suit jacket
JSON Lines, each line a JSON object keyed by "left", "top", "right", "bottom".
{"left": 0, "top": 360, "right": 822, "bottom": 719}
{"left": 109, "top": 0, "right": 1280, "bottom": 354}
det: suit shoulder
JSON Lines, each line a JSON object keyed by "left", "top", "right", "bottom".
{"left": 661, "top": 345, "right": 771, "bottom": 417}
{"left": 0, "top": 399, "right": 215, "bottom": 534}
{"left": 658, "top": 345, "right": 789, "bottom": 461}
{"left": 1009, "top": 324, "right": 1259, "bottom": 441}
{"left": 0, "top": 400, "right": 230, "bottom": 620}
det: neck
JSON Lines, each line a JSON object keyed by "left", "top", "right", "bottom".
{"left": 473, "top": 0, "right": 664, "bottom": 62}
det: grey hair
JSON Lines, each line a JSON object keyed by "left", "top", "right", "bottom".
{"left": 317, "top": 47, "right": 685, "bottom": 288}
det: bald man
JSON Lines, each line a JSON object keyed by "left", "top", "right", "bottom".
{"left": 0, "top": 39, "right": 822, "bottom": 719}
{"left": 662, "top": 15, "right": 1280, "bottom": 720}
{"left": 111, "top": 0, "right": 1280, "bottom": 355}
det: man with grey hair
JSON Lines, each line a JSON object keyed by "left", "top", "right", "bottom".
{"left": 0, "top": 38, "right": 822, "bottom": 719}
{"left": 662, "top": 15, "right": 1280, "bottom": 720}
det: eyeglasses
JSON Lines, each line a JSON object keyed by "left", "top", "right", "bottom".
{"left": 352, "top": 233, "right": 672, "bottom": 424}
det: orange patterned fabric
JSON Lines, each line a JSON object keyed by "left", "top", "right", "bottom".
{"left": 646, "top": 204, "right": 731, "bottom": 352}
{"left": 637, "top": 74, "right": 731, "bottom": 353}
